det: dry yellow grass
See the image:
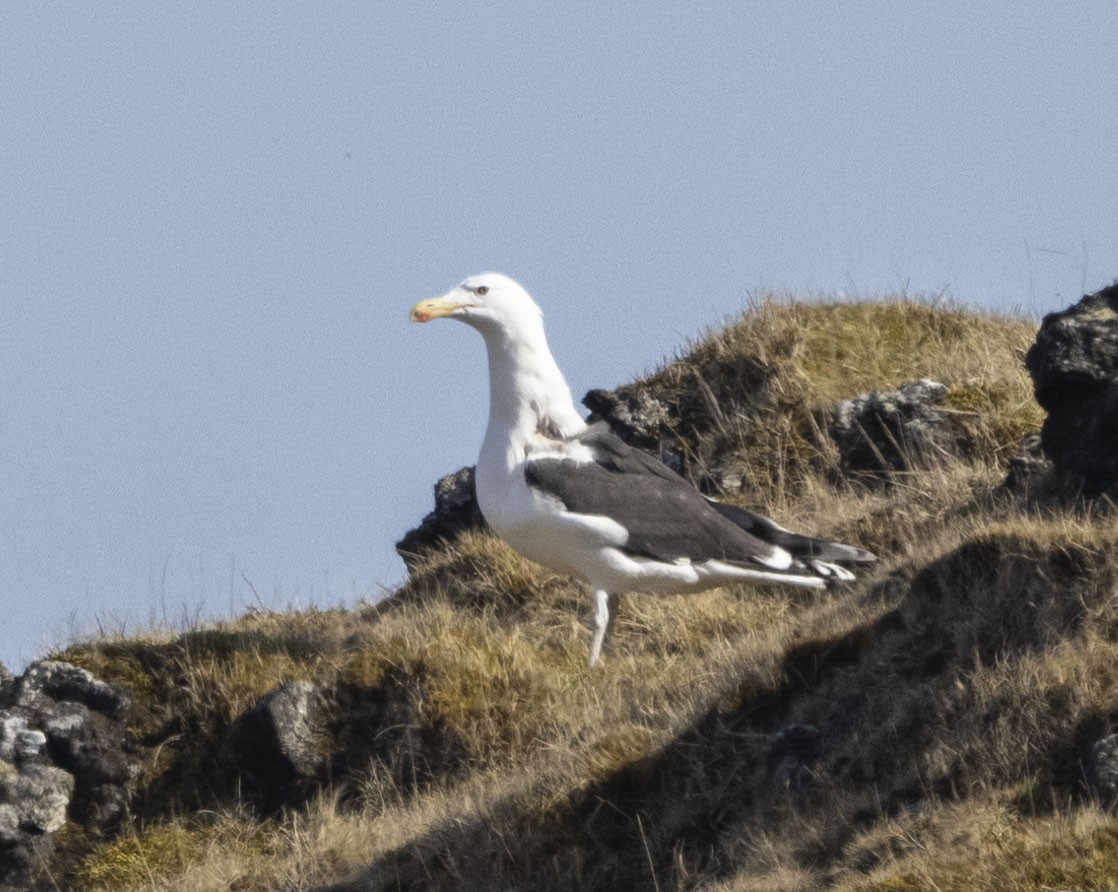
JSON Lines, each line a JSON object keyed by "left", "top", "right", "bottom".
{"left": 613, "top": 296, "right": 1042, "bottom": 499}
{"left": 53, "top": 294, "right": 1118, "bottom": 892}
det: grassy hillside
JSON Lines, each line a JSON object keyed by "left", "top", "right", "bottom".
{"left": 52, "top": 294, "right": 1118, "bottom": 891}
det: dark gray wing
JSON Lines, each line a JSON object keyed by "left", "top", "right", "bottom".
{"left": 524, "top": 423, "right": 785, "bottom": 566}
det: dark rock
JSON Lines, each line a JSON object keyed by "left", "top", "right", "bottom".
{"left": 227, "top": 680, "right": 323, "bottom": 813}
{"left": 396, "top": 466, "right": 486, "bottom": 569}
{"left": 1025, "top": 283, "right": 1118, "bottom": 497}
{"left": 583, "top": 388, "right": 685, "bottom": 476}
{"left": 829, "top": 379, "right": 960, "bottom": 474}
{"left": 1087, "top": 733, "right": 1118, "bottom": 806}
{"left": 1025, "top": 283, "right": 1118, "bottom": 411}
{"left": 583, "top": 387, "right": 673, "bottom": 451}
{"left": 0, "top": 812, "right": 53, "bottom": 891}
{"left": 39, "top": 701, "right": 136, "bottom": 828}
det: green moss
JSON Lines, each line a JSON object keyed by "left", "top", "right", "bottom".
{"left": 74, "top": 818, "right": 278, "bottom": 891}
{"left": 75, "top": 823, "right": 203, "bottom": 889}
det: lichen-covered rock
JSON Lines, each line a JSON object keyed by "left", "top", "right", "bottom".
{"left": 1025, "top": 283, "right": 1118, "bottom": 497}
{"left": 396, "top": 466, "right": 485, "bottom": 569}
{"left": 583, "top": 388, "right": 685, "bottom": 475}
{"left": 583, "top": 386, "right": 673, "bottom": 451}
{"left": 829, "top": 379, "right": 960, "bottom": 474}
{"left": 0, "top": 716, "right": 44, "bottom": 763}
{"left": 0, "top": 660, "right": 140, "bottom": 885}
{"left": 0, "top": 764, "right": 73, "bottom": 834}
{"left": 0, "top": 762, "right": 74, "bottom": 888}
{"left": 16, "top": 660, "right": 131, "bottom": 720}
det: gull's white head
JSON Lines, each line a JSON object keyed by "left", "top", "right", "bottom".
{"left": 409, "top": 272, "right": 543, "bottom": 337}
{"left": 410, "top": 271, "right": 586, "bottom": 437}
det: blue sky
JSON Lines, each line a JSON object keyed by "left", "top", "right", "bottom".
{"left": 2, "top": 3, "right": 1116, "bottom": 668}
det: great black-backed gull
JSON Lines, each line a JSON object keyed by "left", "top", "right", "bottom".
{"left": 410, "top": 273, "right": 876, "bottom": 665}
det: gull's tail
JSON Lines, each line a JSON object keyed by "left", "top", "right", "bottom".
{"left": 708, "top": 499, "right": 877, "bottom": 581}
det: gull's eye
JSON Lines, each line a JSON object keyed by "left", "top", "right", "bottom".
{"left": 475, "top": 285, "right": 489, "bottom": 295}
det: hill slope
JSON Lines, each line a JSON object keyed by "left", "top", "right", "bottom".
{"left": 31, "top": 294, "right": 1118, "bottom": 891}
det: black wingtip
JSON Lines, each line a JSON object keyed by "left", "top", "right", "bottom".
{"left": 708, "top": 499, "right": 877, "bottom": 565}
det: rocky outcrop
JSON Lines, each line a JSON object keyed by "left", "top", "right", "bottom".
{"left": 0, "top": 660, "right": 338, "bottom": 884}
{"left": 1025, "top": 283, "right": 1118, "bottom": 497}
{"left": 395, "top": 466, "right": 485, "bottom": 568}
{"left": 0, "top": 660, "right": 139, "bottom": 888}
{"left": 583, "top": 387, "right": 686, "bottom": 477}
{"left": 588, "top": 376, "right": 971, "bottom": 486}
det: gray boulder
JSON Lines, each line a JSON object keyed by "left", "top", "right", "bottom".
{"left": 0, "top": 761, "right": 74, "bottom": 888}
{"left": 1025, "top": 283, "right": 1118, "bottom": 497}
{"left": 829, "top": 379, "right": 959, "bottom": 475}
{"left": 0, "top": 764, "right": 73, "bottom": 835}
{"left": 226, "top": 679, "right": 323, "bottom": 813}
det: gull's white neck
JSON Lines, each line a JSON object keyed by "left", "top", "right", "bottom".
{"left": 477, "top": 315, "right": 585, "bottom": 469}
